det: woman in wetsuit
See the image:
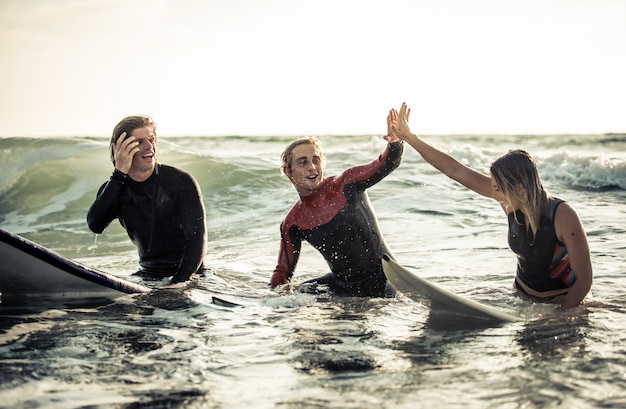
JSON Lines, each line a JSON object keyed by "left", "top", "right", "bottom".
{"left": 391, "top": 103, "right": 592, "bottom": 308}
{"left": 270, "top": 109, "right": 404, "bottom": 297}
{"left": 87, "top": 115, "right": 207, "bottom": 284}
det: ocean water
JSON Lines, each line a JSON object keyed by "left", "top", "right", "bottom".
{"left": 0, "top": 134, "right": 625, "bottom": 408}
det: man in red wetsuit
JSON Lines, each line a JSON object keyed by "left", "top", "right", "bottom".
{"left": 270, "top": 109, "right": 403, "bottom": 297}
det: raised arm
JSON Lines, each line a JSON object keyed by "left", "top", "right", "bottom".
{"left": 338, "top": 108, "right": 404, "bottom": 190}
{"left": 392, "top": 103, "right": 493, "bottom": 198}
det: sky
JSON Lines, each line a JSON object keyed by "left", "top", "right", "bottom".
{"left": 0, "top": 0, "right": 625, "bottom": 137}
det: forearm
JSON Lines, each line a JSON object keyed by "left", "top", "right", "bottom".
{"left": 171, "top": 182, "right": 207, "bottom": 283}
{"left": 271, "top": 250, "right": 295, "bottom": 287}
{"left": 343, "top": 140, "right": 404, "bottom": 188}
{"left": 402, "top": 133, "right": 465, "bottom": 179}
{"left": 401, "top": 133, "right": 492, "bottom": 197}
{"left": 386, "top": 139, "right": 404, "bottom": 171}
{"left": 560, "top": 273, "right": 592, "bottom": 308}
{"left": 171, "top": 236, "right": 206, "bottom": 283}
{"left": 270, "top": 228, "right": 298, "bottom": 287}
{"left": 87, "top": 170, "right": 126, "bottom": 233}
{"left": 559, "top": 253, "right": 592, "bottom": 308}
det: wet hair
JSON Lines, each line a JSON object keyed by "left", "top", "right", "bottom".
{"left": 490, "top": 149, "right": 548, "bottom": 235}
{"left": 280, "top": 136, "right": 324, "bottom": 174}
{"left": 110, "top": 115, "right": 157, "bottom": 165}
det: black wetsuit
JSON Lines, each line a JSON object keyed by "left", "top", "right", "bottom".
{"left": 87, "top": 164, "right": 207, "bottom": 283}
{"left": 509, "top": 198, "right": 573, "bottom": 295}
{"left": 271, "top": 141, "right": 403, "bottom": 297}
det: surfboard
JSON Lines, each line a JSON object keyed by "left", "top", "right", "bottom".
{"left": 0, "top": 228, "right": 151, "bottom": 301}
{"left": 382, "top": 255, "right": 519, "bottom": 325}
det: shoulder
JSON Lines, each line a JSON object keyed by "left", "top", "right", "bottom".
{"left": 158, "top": 165, "right": 203, "bottom": 200}
{"left": 552, "top": 199, "right": 576, "bottom": 220}
{"left": 553, "top": 200, "right": 586, "bottom": 240}
{"left": 554, "top": 200, "right": 578, "bottom": 222}
{"left": 97, "top": 180, "right": 109, "bottom": 194}
{"left": 281, "top": 203, "right": 302, "bottom": 235}
{"left": 159, "top": 164, "right": 191, "bottom": 177}
{"left": 159, "top": 164, "right": 198, "bottom": 183}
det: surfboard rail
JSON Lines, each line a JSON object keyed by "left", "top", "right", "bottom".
{"left": 0, "top": 228, "right": 150, "bottom": 299}
{"left": 382, "top": 255, "right": 519, "bottom": 324}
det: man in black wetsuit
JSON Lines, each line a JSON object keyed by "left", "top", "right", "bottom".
{"left": 87, "top": 115, "right": 207, "bottom": 283}
{"left": 269, "top": 109, "right": 403, "bottom": 297}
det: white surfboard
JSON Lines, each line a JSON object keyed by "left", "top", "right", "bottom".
{"left": 382, "top": 256, "right": 519, "bottom": 325}
{"left": 0, "top": 228, "right": 151, "bottom": 301}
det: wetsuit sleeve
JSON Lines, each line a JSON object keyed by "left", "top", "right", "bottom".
{"left": 270, "top": 222, "right": 301, "bottom": 287}
{"left": 86, "top": 169, "right": 127, "bottom": 234}
{"left": 171, "top": 174, "right": 207, "bottom": 283}
{"left": 340, "top": 141, "right": 403, "bottom": 189}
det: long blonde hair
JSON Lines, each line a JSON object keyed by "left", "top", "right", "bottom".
{"left": 490, "top": 149, "right": 548, "bottom": 236}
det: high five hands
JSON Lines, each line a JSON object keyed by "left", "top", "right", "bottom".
{"left": 391, "top": 102, "right": 412, "bottom": 142}
{"left": 384, "top": 103, "right": 412, "bottom": 143}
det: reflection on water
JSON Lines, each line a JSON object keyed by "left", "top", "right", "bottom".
{"left": 517, "top": 314, "right": 590, "bottom": 360}
{"left": 287, "top": 299, "right": 381, "bottom": 375}
{"left": 1, "top": 274, "right": 625, "bottom": 408}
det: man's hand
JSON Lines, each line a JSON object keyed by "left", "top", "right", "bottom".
{"left": 270, "top": 270, "right": 288, "bottom": 288}
{"left": 112, "top": 132, "right": 139, "bottom": 174}
{"left": 391, "top": 102, "right": 413, "bottom": 142}
{"left": 383, "top": 108, "right": 400, "bottom": 143}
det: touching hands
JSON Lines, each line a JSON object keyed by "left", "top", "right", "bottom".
{"left": 391, "top": 102, "right": 413, "bottom": 142}
{"left": 112, "top": 132, "right": 139, "bottom": 174}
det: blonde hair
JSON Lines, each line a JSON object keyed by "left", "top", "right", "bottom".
{"left": 280, "top": 136, "right": 324, "bottom": 174}
{"left": 490, "top": 149, "right": 548, "bottom": 235}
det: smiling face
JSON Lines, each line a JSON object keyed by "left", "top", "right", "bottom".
{"left": 128, "top": 126, "right": 157, "bottom": 175}
{"left": 285, "top": 143, "right": 324, "bottom": 197}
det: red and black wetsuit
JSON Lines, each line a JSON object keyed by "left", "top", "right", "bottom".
{"left": 271, "top": 141, "right": 403, "bottom": 297}
{"left": 87, "top": 164, "right": 207, "bottom": 283}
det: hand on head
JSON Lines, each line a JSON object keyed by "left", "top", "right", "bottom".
{"left": 112, "top": 132, "right": 139, "bottom": 174}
